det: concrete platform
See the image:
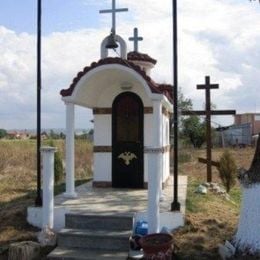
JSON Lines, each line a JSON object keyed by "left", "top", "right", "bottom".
{"left": 27, "top": 175, "right": 187, "bottom": 231}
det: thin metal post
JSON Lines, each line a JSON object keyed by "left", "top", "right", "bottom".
{"left": 171, "top": 0, "right": 180, "bottom": 211}
{"left": 35, "top": 0, "right": 42, "bottom": 206}
{"left": 205, "top": 77, "right": 212, "bottom": 182}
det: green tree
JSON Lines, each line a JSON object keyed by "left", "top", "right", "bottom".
{"left": 59, "top": 132, "right": 65, "bottom": 139}
{"left": 49, "top": 129, "right": 60, "bottom": 139}
{"left": 178, "top": 90, "right": 206, "bottom": 148}
{"left": 178, "top": 91, "right": 192, "bottom": 112}
{"left": 182, "top": 116, "right": 206, "bottom": 148}
{"left": 178, "top": 89, "right": 193, "bottom": 130}
{"left": 0, "top": 129, "right": 7, "bottom": 139}
{"left": 48, "top": 139, "right": 64, "bottom": 183}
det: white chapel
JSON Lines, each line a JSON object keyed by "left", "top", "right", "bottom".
{"left": 26, "top": 1, "right": 186, "bottom": 237}
{"left": 60, "top": 26, "right": 174, "bottom": 232}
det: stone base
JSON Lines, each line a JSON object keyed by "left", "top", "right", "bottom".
{"left": 162, "top": 175, "right": 172, "bottom": 189}
{"left": 134, "top": 211, "right": 184, "bottom": 231}
{"left": 8, "top": 241, "right": 41, "bottom": 260}
{"left": 63, "top": 192, "right": 77, "bottom": 198}
{"left": 37, "top": 226, "right": 57, "bottom": 246}
{"left": 27, "top": 206, "right": 70, "bottom": 232}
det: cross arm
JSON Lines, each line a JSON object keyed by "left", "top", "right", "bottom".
{"left": 181, "top": 110, "right": 236, "bottom": 116}
{"left": 198, "top": 157, "right": 220, "bottom": 168}
{"left": 197, "top": 84, "right": 219, "bottom": 90}
{"left": 129, "top": 36, "right": 143, "bottom": 41}
{"left": 211, "top": 110, "right": 236, "bottom": 115}
{"left": 99, "top": 8, "right": 128, "bottom": 13}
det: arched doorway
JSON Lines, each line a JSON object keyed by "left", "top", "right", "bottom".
{"left": 112, "top": 92, "right": 144, "bottom": 188}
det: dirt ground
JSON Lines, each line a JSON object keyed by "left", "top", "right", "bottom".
{"left": 0, "top": 143, "right": 256, "bottom": 259}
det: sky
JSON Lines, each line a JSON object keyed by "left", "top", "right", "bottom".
{"left": 0, "top": 0, "right": 260, "bottom": 130}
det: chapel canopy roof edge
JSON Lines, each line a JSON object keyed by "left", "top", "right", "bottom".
{"left": 60, "top": 57, "right": 173, "bottom": 104}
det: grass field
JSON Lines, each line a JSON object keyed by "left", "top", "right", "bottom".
{"left": 0, "top": 140, "right": 256, "bottom": 259}
{"left": 0, "top": 139, "right": 93, "bottom": 255}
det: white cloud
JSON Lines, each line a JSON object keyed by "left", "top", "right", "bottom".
{"left": 0, "top": 0, "right": 260, "bottom": 129}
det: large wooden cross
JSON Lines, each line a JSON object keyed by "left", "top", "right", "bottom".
{"left": 129, "top": 27, "right": 143, "bottom": 52}
{"left": 99, "top": 0, "right": 128, "bottom": 33}
{"left": 182, "top": 76, "right": 236, "bottom": 182}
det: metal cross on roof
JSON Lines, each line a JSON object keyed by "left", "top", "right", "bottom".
{"left": 129, "top": 27, "right": 143, "bottom": 52}
{"left": 99, "top": 0, "right": 128, "bottom": 34}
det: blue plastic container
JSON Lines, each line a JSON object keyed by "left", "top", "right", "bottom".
{"left": 135, "top": 220, "right": 148, "bottom": 236}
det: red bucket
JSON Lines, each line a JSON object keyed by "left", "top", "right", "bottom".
{"left": 140, "top": 233, "right": 174, "bottom": 259}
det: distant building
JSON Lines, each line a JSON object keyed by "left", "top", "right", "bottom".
{"left": 6, "top": 131, "right": 30, "bottom": 140}
{"left": 234, "top": 113, "right": 260, "bottom": 135}
{"left": 215, "top": 123, "right": 252, "bottom": 147}
{"left": 214, "top": 113, "right": 260, "bottom": 147}
{"left": 7, "top": 131, "right": 19, "bottom": 139}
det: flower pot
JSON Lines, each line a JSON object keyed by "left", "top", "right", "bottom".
{"left": 140, "top": 233, "right": 174, "bottom": 259}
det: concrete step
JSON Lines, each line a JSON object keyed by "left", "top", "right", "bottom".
{"left": 58, "top": 228, "right": 131, "bottom": 251}
{"left": 47, "top": 247, "right": 129, "bottom": 260}
{"left": 65, "top": 213, "right": 133, "bottom": 231}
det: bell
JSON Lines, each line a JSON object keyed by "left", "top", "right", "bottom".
{"left": 105, "top": 32, "right": 118, "bottom": 49}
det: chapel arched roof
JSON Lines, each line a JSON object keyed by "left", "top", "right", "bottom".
{"left": 60, "top": 57, "right": 173, "bottom": 103}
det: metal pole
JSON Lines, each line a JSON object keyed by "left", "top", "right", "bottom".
{"left": 35, "top": 0, "right": 42, "bottom": 206}
{"left": 205, "top": 79, "right": 212, "bottom": 183}
{"left": 171, "top": 0, "right": 180, "bottom": 211}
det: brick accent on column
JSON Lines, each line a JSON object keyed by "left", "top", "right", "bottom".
{"left": 93, "top": 146, "right": 112, "bottom": 153}
{"left": 92, "top": 181, "right": 112, "bottom": 188}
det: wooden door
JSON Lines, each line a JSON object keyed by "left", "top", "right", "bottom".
{"left": 112, "top": 92, "right": 144, "bottom": 188}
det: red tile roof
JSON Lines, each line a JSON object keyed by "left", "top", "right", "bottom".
{"left": 158, "top": 84, "right": 173, "bottom": 103}
{"left": 127, "top": 51, "right": 157, "bottom": 65}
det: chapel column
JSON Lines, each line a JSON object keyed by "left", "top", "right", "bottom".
{"left": 64, "top": 102, "right": 77, "bottom": 198}
{"left": 148, "top": 100, "right": 162, "bottom": 233}
{"left": 41, "top": 146, "right": 56, "bottom": 229}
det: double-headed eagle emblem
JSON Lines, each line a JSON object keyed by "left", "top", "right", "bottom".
{"left": 118, "top": 152, "right": 137, "bottom": 166}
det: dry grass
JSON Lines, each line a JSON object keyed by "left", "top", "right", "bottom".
{"left": 174, "top": 179, "right": 241, "bottom": 259}
{"left": 0, "top": 139, "right": 93, "bottom": 250}
{"left": 0, "top": 141, "right": 256, "bottom": 259}
{"left": 179, "top": 147, "right": 253, "bottom": 182}
{"left": 174, "top": 146, "right": 255, "bottom": 259}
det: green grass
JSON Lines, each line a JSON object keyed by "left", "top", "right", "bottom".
{"left": 228, "top": 185, "right": 242, "bottom": 210}
{"left": 186, "top": 178, "right": 241, "bottom": 214}
{"left": 178, "top": 151, "right": 192, "bottom": 164}
{"left": 186, "top": 179, "right": 210, "bottom": 213}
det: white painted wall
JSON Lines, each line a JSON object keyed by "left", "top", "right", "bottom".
{"left": 93, "top": 153, "right": 112, "bottom": 182}
{"left": 93, "top": 114, "right": 112, "bottom": 183}
{"left": 144, "top": 114, "right": 153, "bottom": 147}
{"left": 94, "top": 115, "right": 112, "bottom": 146}
{"left": 92, "top": 106, "right": 170, "bottom": 186}
{"left": 96, "top": 83, "right": 152, "bottom": 108}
